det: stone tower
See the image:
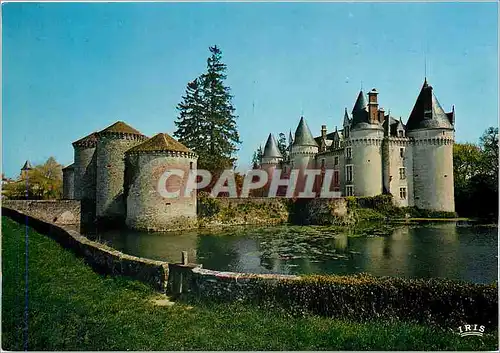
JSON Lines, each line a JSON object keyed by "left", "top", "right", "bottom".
{"left": 261, "top": 133, "right": 283, "bottom": 168}
{"left": 349, "top": 89, "right": 384, "bottom": 196}
{"left": 62, "top": 163, "right": 75, "bottom": 199}
{"left": 406, "top": 79, "right": 455, "bottom": 212}
{"left": 290, "top": 117, "right": 319, "bottom": 195}
{"left": 95, "top": 121, "right": 148, "bottom": 225}
{"left": 124, "top": 133, "right": 198, "bottom": 231}
{"left": 72, "top": 132, "right": 98, "bottom": 201}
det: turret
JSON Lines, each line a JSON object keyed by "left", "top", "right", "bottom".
{"left": 20, "top": 160, "right": 32, "bottom": 179}
{"left": 62, "top": 163, "right": 75, "bottom": 199}
{"left": 124, "top": 133, "right": 198, "bottom": 231}
{"left": 261, "top": 133, "right": 283, "bottom": 166}
{"left": 290, "top": 117, "right": 319, "bottom": 195}
{"left": 406, "top": 79, "right": 455, "bottom": 212}
{"left": 95, "top": 121, "right": 148, "bottom": 225}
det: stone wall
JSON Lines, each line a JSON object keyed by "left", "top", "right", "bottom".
{"left": 62, "top": 167, "right": 75, "bottom": 199}
{"left": 2, "top": 206, "right": 169, "bottom": 292}
{"left": 2, "top": 200, "right": 81, "bottom": 225}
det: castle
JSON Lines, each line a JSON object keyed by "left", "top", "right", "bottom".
{"left": 63, "top": 122, "right": 198, "bottom": 232}
{"left": 260, "top": 79, "right": 455, "bottom": 212}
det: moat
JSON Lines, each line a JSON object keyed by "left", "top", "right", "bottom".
{"left": 95, "top": 222, "right": 498, "bottom": 284}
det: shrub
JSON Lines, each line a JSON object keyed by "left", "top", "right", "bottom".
{"left": 197, "top": 191, "right": 221, "bottom": 218}
{"left": 248, "top": 274, "right": 497, "bottom": 328}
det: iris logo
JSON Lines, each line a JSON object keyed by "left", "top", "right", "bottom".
{"left": 457, "top": 324, "right": 485, "bottom": 337}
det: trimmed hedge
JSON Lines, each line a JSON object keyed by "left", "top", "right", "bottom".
{"left": 252, "top": 274, "right": 497, "bottom": 328}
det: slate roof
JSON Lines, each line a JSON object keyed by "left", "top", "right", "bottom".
{"left": 72, "top": 132, "right": 98, "bottom": 148}
{"left": 126, "top": 133, "right": 193, "bottom": 154}
{"left": 351, "top": 91, "right": 369, "bottom": 127}
{"left": 406, "top": 79, "right": 454, "bottom": 130}
{"left": 97, "top": 121, "right": 145, "bottom": 136}
{"left": 293, "top": 117, "right": 319, "bottom": 147}
{"left": 62, "top": 163, "right": 75, "bottom": 170}
{"left": 262, "top": 133, "right": 283, "bottom": 158}
{"left": 21, "top": 160, "right": 33, "bottom": 171}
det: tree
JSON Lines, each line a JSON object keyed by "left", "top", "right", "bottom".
{"left": 453, "top": 143, "right": 483, "bottom": 190}
{"left": 479, "top": 127, "right": 498, "bottom": 179}
{"left": 277, "top": 132, "right": 288, "bottom": 160}
{"left": 251, "top": 146, "right": 263, "bottom": 169}
{"left": 174, "top": 46, "right": 241, "bottom": 173}
{"left": 3, "top": 157, "right": 63, "bottom": 200}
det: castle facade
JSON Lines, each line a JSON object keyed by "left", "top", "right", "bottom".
{"left": 260, "top": 79, "right": 455, "bottom": 212}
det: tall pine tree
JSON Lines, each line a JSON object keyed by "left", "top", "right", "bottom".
{"left": 175, "top": 46, "right": 241, "bottom": 173}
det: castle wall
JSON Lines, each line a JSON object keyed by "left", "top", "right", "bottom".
{"left": 384, "top": 138, "right": 411, "bottom": 207}
{"left": 95, "top": 134, "right": 145, "bottom": 224}
{"left": 62, "top": 168, "right": 75, "bottom": 199}
{"left": 125, "top": 153, "right": 198, "bottom": 231}
{"left": 349, "top": 128, "right": 384, "bottom": 197}
{"left": 408, "top": 129, "right": 455, "bottom": 212}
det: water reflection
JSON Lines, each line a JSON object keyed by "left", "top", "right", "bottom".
{"left": 96, "top": 223, "right": 498, "bottom": 284}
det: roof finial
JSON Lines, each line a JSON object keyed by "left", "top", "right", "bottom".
{"left": 360, "top": 80, "right": 363, "bottom": 91}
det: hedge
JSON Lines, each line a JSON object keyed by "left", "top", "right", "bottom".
{"left": 187, "top": 273, "right": 498, "bottom": 328}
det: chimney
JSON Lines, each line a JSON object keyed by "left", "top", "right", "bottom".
{"left": 321, "top": 125, "right": 327, "bottom": 139}
{"left": 368, "top": 88, "right": 379, "bottom": 124}
{"left": 378, "top": 107, "right": 385, "bottom": 123}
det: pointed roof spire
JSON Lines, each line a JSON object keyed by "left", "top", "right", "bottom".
{"left": 351, "top": 90, "right": 370, "bottom": 127}
{"left": 262, "top": 133, "right": 283, "bottom": 158}
{"left": 288, "top": 130, "right": 294, "bottom": 145}
{"left": 21, "top": 160, "right": 32, "bottom": 171}
{"left": 406, "top": 78, "right": 453, "bottom": 130}
{"left": 293, "top": 117, "right": 319, "bottom": 147}
{"left": 343, "top": 108, "right": 350, "bottom": 126}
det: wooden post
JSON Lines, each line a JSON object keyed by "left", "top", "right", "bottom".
{"left": 181, "top": 251, "right": 188, "bottom": 265}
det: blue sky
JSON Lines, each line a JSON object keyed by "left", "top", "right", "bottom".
{"left": 2, "top": 2, "right": 498, "bottom": 178}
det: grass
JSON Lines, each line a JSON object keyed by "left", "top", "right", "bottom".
{"left": 2, "top": 216, "right": 498, "bottom": 351}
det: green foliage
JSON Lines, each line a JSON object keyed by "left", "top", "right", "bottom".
{"left": 251, "top": 145, "right": 263, "bottom": 168}
{"left": 252, "top": 274, "right": 498, "bottom": 329}
{"left": 3, "top": 216, "right": 498, "bottom": 350}
{"left": 3, "top": 157, "right": 63, "bottom": 200}
{"left": 196, "top": 191, "right": 221, "bottom": 218}
{"left": 454, "top": 127, "right": 498, "bottom": 221}
{"left": 277, "top": 132, "right": 288, "bottom": 159}
{"left": 174, "top": 46, "right": 241, "bottom": 173}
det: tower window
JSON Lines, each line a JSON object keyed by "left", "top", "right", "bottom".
{"left": 399, "top": 167, "right": 406, "bottom": 180}
{"left": 346, "top": 165, "right": 353, "bottom": 183}
{"left": 400, "top": 148, "right": 404, "bottom": 158}
{"left": 346, "top": 185, "right": 354, "bottom": 196}
{"left": 190, "top": 162, "right": 193, "bottom": 170}
{"left": 398, "top": 130, "right": 404, "bottom": 137}
{"left": 321, "top": 159, "right": 325, "bottom": 168}
{"left": 334, "top": 156, "right": 339, "bottom": 166}
{"left": 399, "top": 187, "right": 407, "bottom": 199}
{"left": 334, "top": 170, "right": 339, "bottom": 186}
{"left": 346, "top": 147, "right": 352, "bottom": 159}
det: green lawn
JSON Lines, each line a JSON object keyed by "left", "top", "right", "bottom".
{"left": 2, "top": 216, "right": 498, "bottom": 351}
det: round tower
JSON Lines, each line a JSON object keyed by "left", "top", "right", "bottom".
{"left": 124, "top": 133, "right": 198, "bottom": 231}
{"left": 95, "top": 121, "right": 148, "bottom": 225}
{"left": 349, "top": 90, "right": 384, "bottom": 196}
{"left": 62, "top": 163, "right": 75, "bottom": 199}
{"left": 290, "top": 117, "right": 319, "bottom": 195}
{"left": 406, "top": 79, "right": 455, "bottom": 212}
{"left": 72, "top": 132, "right": 98, "bottom": 201}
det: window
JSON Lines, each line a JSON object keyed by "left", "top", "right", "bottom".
{"left": 399, "top": 187, "right": 407, "bottom": 199}
{"left": 320, "top": 159, "right": 325, "bottom": 168}
{"left": 346, "top": 147, "right": 352, "bottom": 159}
{"left": 346, "top": 165, "right": 353, "bottom": 183}
{"left": 346, "top": 185, "right": 354, "bottom": 196}
{"left": 334, "top": 170, "right": 339, "bottom": 186}
{"left": 399, "top": 167, "right": 406, "bottom": 180}
{"left": 334, "top": 156, "right": 339, "bottom": 166}
{"left": 190, "top": 162, "right": 193, "bottom": 170}
{"left": 398, "top": 130, "right": 404, "bottom": 137}
{"left": 400, "top": 148, "right": 404, "bottom": 158}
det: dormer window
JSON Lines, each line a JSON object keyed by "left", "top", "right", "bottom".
{"left": 398, "top": 130, "right": 404, "bottom": 137}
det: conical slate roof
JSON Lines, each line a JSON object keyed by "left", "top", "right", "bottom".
{"left": 97, "top": 121, "right": 145, "bottom": 136}
{"left": 72, "top": 132, "right": 98, "bottom": 148}
{"left": 62, "top": 163, "right": 75, "bottom": 170}
{"left": 293, "top": 117, "right": 318, "bottom": 147}
{"left": 343, "top": 108, "right": 351, "bottom": 126}
{"left": 126, "top": 133, "right": 193, "bottom": 154}
{"left": 351, "top": 91, "right": 369, "bottom": 127}
{"left": 21, "top": 160, "right": 32, "bottom": 171}
{"left": 406, "top": 79, "right": 454, "bottom": 130}
{"left": 262, "top": 133, "right": 283, "bottom": 158}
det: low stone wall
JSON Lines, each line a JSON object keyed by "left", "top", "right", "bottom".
{"left": 2, "top": 207, "right": 169, "bottom": 292}
{"left": 2, "top": 200, "right": 81, "bottom": 225}
{"left": 167, "top": 264, "right": 299, "bottom": 301}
